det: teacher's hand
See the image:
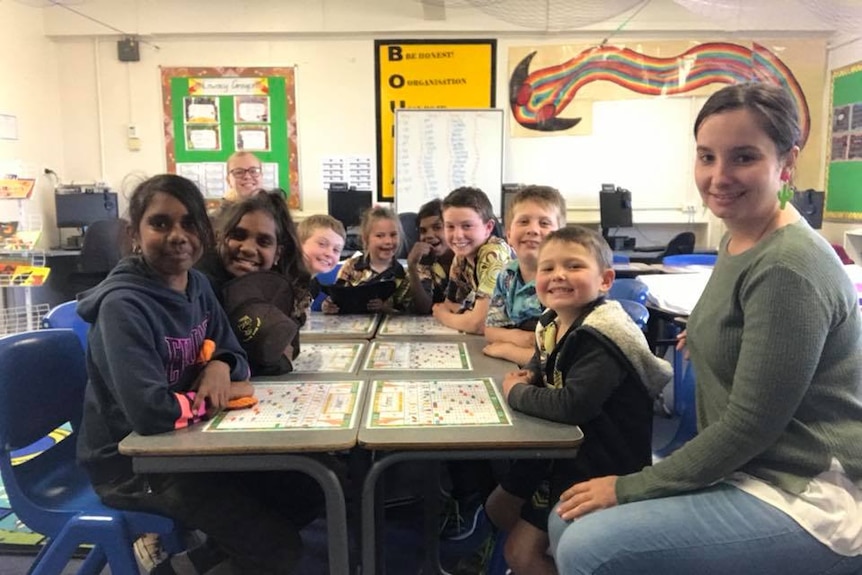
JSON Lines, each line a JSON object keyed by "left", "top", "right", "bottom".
{"left": 557, "top": 475, "right": 618, "bottom": 521}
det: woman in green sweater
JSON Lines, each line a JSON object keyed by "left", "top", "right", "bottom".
{"left": 548, "top": 83, "right": 862, "bottom": 574}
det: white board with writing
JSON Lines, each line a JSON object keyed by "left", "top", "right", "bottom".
{"left": 506, "top": 97, "right": 706, "bottom": 210}
{"left": 394, "top": 108, "right": 504, "bottom": 215}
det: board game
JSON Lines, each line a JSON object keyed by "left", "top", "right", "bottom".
{"left": 206, "top": 381, "right": 363, "bottom": 431}
{"left": 377, "top": 314, "right": 462, "bottom": 336}
{"left": 367, "top": 378, "right": 511, "bottom": 428}
{"left": 363, "top": 341, "right": 472, "bottom": 371}
{"left": 291, "top": 342, "right": 365, "bottom": 373}
{"left": 300, "top": 313, "right": 379, "bottom": 336}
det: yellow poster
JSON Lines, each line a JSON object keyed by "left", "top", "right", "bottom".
{"left": 375, "top": 40, "right": 496, "bottom": 202}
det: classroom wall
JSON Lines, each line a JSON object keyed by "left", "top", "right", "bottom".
{"left": 821, "top": 35, "right": 862, "bottom": 246}
{"left": 1, "top": 0, "right": 850, "bottom": 249}
{"left": 0, "top": 1, "right": 64, "bottom": 236}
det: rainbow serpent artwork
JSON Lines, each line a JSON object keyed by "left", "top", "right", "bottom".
{"left": 509, "top": 42, "right": 810, "bottom": 148}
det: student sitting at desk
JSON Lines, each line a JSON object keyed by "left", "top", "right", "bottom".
{"left": 432, "top": 186, "right": 512, "bottom": 334}
{"left": 406, "top": 198, "right": 453, "bottom": 314}
{"left": 322, "top": 205, "right": 409, "bottom": 314}
{"left": 494, "top": 226, "right": 671, "bottom": 575}
{"left": 549, "top": 83, "right": 862, "bottom": 575}
{"left": 199, "top": 190, "right": 311, "bottom": 375}
{"left": 484, "top": 185, "right": 566, "bottom": 366}
{"left": 297, "top": 214, "right": 346, "bottom": 312}
{"left": 76, "top": 174, "right": 323, "bottom": 575}
{"left": 298, "top": 214, "right": 346, "bottom": 279}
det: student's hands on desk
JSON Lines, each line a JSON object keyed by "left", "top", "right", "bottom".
{"left": 321, "top": 297, "right": 339, "bottom": 314}
{"left": 501, "top": 368, "right": 532, "bottom": 398}
{"left": 192, "top": 359, "right": 233, "bottom": 415}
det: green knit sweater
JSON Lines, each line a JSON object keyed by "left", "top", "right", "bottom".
{"left": 616, "top": 221, "right": 862, "bottom": 503}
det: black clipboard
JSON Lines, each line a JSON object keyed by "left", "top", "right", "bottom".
{"left": 322, "top": 280, "right": 396, "bottom": 314}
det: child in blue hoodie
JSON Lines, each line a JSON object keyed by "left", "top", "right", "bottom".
{"left": 77, "top": 174, "right": 322, "bottom": 575}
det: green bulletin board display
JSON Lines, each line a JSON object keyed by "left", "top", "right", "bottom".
{"left": 825, "top": 62, "right": 862, "bottom": 221}
{"left": 160, "top": 67, "right": 301, "bottom": 209}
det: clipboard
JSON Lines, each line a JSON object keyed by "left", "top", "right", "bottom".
{"left": 322, "top": 280, "right": 396, "bottom": 314}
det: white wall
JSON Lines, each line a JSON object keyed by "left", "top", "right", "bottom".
{"left": 0, "top": 1, "right": 64, "bottom": 240}
{"left": 1, "top": 0, "right": 852, "bottom": 247}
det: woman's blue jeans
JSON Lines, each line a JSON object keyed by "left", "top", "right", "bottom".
{"left": 548, "top": 483, "right": 862, "bottom": 575}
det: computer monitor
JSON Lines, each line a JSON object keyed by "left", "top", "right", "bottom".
{"left": 327, "top": 183, "right": 372, "bottom": 229}
{"left": 790, "top": 189, "right": 824, "bottom": 230}
{"left": 599, "top": 186, "right": 634, "bottom": 250}
{"left": 599, "top": 188, "right": 633, "bottom": 231}
{"left": 500, "top": 183, "right": 522, "bottom": 226}
{"left": 55, "top": 191, "right": 119, "bottom": 229}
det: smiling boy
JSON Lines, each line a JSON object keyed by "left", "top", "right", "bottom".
{"left": 407, "top": 199, "right": 454, "bottom": 314}
{"left": 432, "top": 187, "right": 512, "bottom": 334}
{"left": 484, "top": 186, "right": 566, "bottom": 365}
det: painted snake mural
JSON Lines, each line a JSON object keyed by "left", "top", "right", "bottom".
{"left": 509, "top": 42, "right": 810, "bottom": 147}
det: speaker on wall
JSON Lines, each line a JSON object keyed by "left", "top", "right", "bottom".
{"left": 117, "top": 38, "right": 140, "bottom": 62}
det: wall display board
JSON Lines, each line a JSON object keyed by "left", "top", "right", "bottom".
{"left": 825, "top": 61, "right": 862, "bottom": 221}
{"left": 161, "top": 67, "right": 301, "bottom": 209}
{"left": 394, "top": 108, "right": 504, "bottom": 215}
{"left": 375, "top": 39, "right": 496, "bottom": 203}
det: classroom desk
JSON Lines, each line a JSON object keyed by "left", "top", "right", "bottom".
{"left": 374, "top": 313, "right": 465, "bottom": 341}
{"left": 300, "top": 312, "right": 381, "bottom": 342}
{"left": 119, "top": 379, "right": 365, "bottom": 575}
{"left": 357, "top": 336, "right": 584, "bottom": 575}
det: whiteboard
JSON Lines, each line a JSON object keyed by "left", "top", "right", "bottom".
{"left": 394, "top": 109, "right": 504, "bottom": 215}
{"left": 506, "top": 97, "right": 706, "bottom": 210}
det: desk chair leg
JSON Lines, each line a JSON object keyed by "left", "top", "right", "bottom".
{"left": 76, "top": 546, "right": 109, "bottom": 575}
{"left": 298, "top": 457, "right": 351, "bottom": 575}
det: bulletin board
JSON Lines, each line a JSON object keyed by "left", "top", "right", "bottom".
{"left": 160, "top": 67, "right": 301, "bottom": 209}
{"left": 825, "top": 61, "right": 862, "bottom": 222}
{"left": 394, "top": 108, "right": 504, "bottom": 215}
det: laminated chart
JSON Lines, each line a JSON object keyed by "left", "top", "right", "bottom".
{"left": 291, "top": 342, "right": 365, "bottom": 373}
{"left": 363, "top": 341, "right": 471, "bottom": 371}
{"left": 377, "top": 314, "right": 462, "bottom": 336}
{"left": 206, "top": 381, "right": 363, "bottom": 431}
{"left": 300, "top": 313, "right": 379, "bottom": 336}
{"left": 368, "top": 378, "right": 511, "bottom": 428}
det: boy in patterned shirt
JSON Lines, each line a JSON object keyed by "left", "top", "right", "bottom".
{"left": 484, "top": 185, "right": 566, "bottom": 366}
{"left": 432, "top": 187, "right": 512, "bottom": 334}
{"left": 406, "top": 199, "right": 454, "bottom": 314}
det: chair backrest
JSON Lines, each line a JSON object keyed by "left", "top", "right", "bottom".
{"left": 660, "top": 232, "right": 696, "bottom": 258}
{"left": 397, "top": 212, "right": 419, "bottom": 260}
{"left": 612, "top": 253, "right": 630, "bottom": 264}
{"left": 79, "top": 218, "right": 126, "bottom": 273}
{"left": 662, "top": 253, "right": 718, "bottom": 267}
{"left": 42, "top": 300, "right": 90, "bottom": 351}
{"left": 0, "top": 330, "right": 89, "bottom": 532}
{"left": 617, "top": 299, "right": 649, "bottom": 330}
{"left": 608, "top": 278, "right": 649, "bottom": 305}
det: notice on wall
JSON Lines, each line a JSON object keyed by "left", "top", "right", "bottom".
{"left": 374, "top": 40, "right": 496, "bottom": 203}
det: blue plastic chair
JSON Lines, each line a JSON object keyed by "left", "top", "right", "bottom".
{"left": 0, "top": 329, "right": 181, "bottom": 575}
{"left": 41, "top": 301, "right": 89, "bottom": 352}
{"left": 612, "top": 253, "right": 630, "bottom": 264}
{"left": 617, "top": 299, "right": 649, "bottom": 330}
{"left": 653, "top": 358, "right": 698, "bottom": 457}
{"left": 662, "top": 254, "right": 717, "bottom": 267}
{"left": 311, "top": 263, "right": 343, "bottom": 312}
{"left": 608, "top": 278, "right": 649, "bottom": 305}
